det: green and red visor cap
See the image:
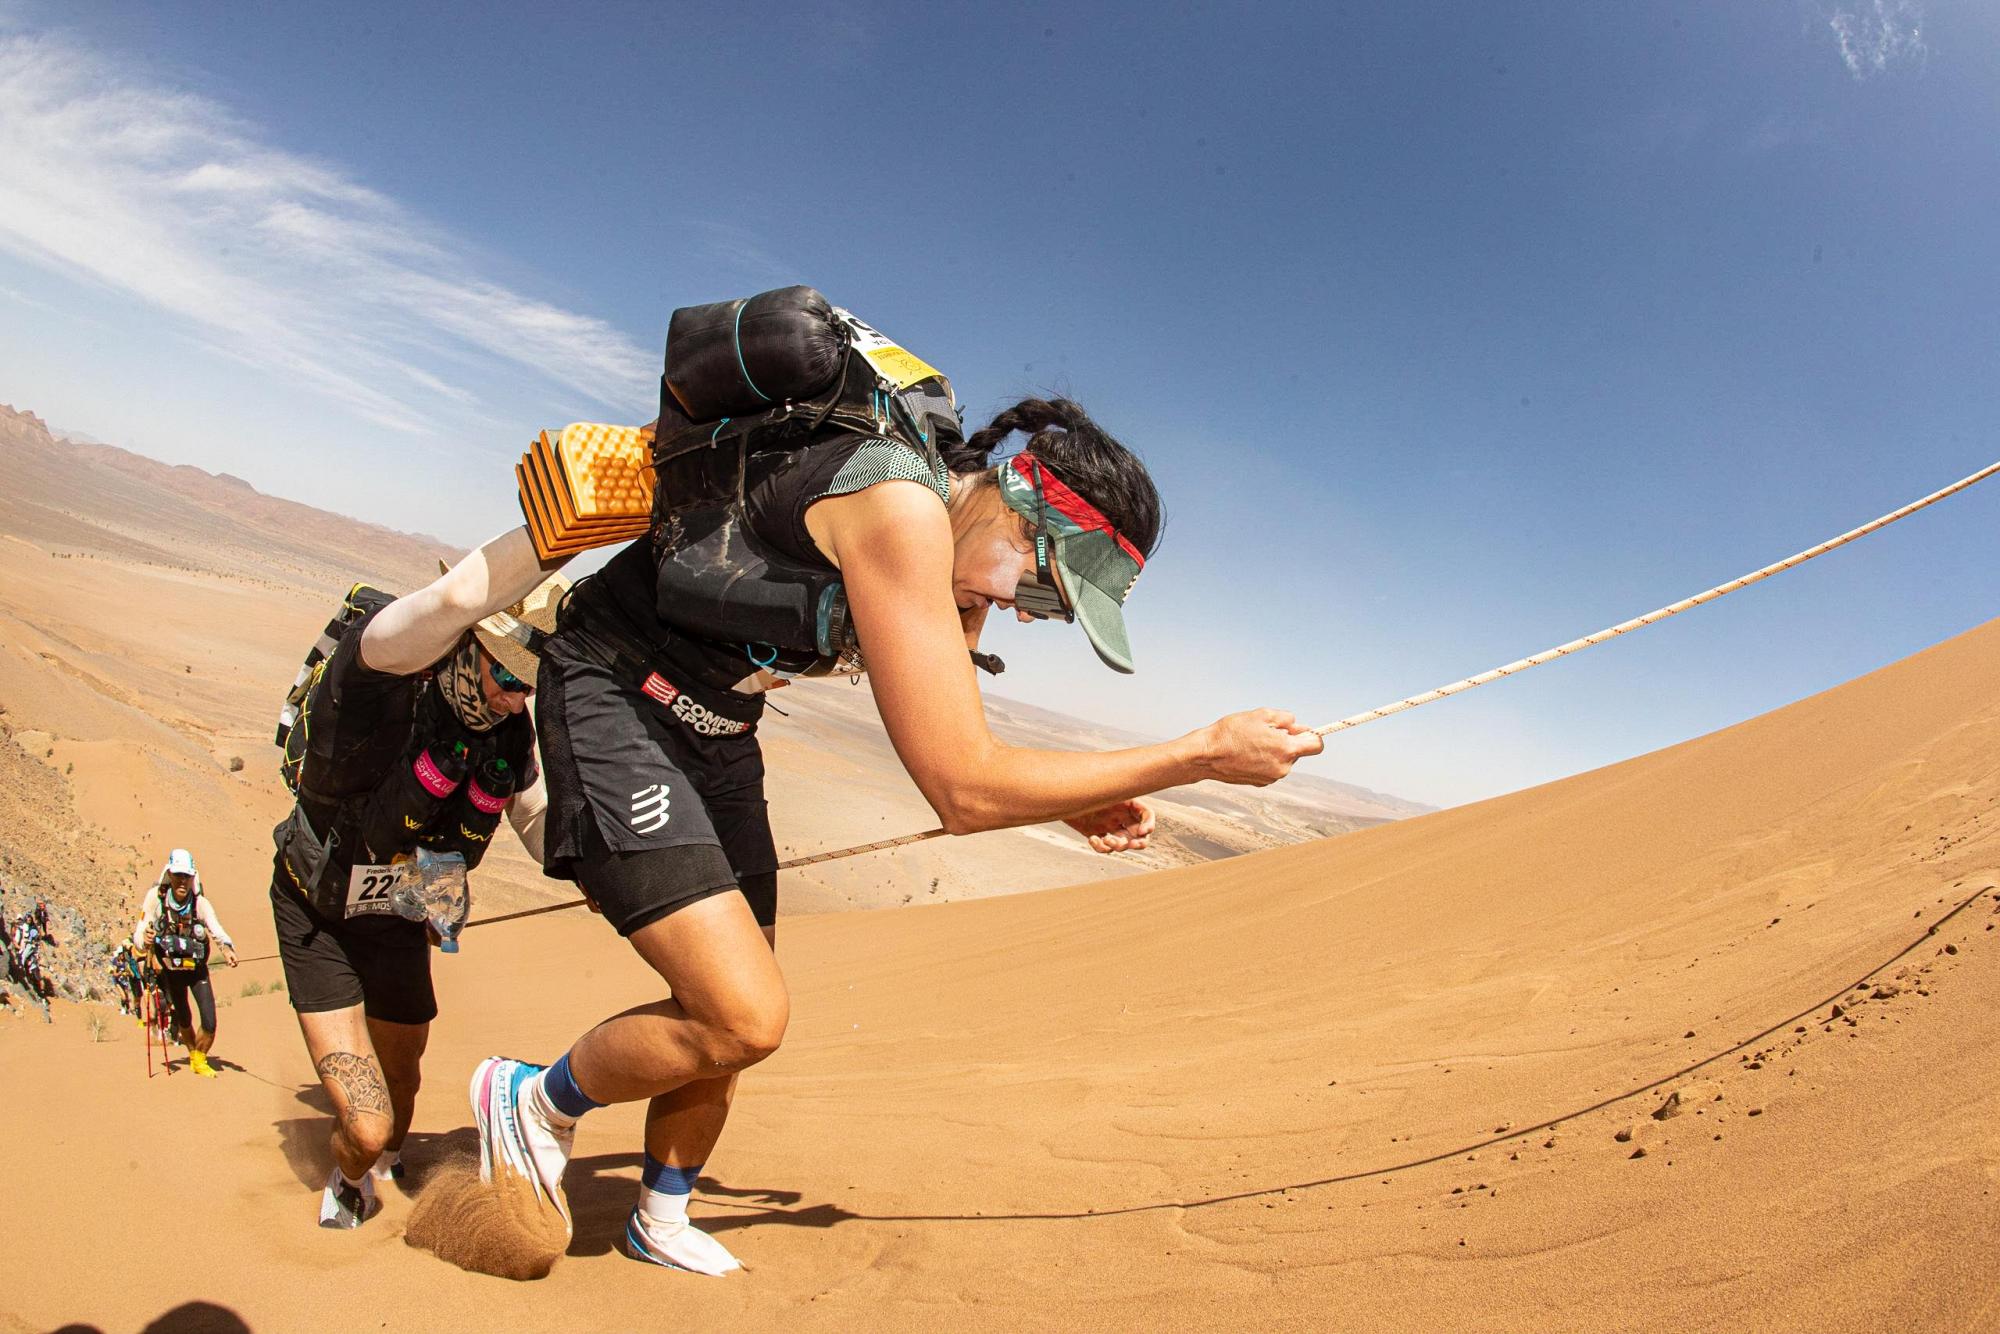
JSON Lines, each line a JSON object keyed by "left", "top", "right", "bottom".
{"left": 997, "top": 452, "right": 1147, "bottom": 673}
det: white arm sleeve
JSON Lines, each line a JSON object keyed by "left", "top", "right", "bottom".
{"left": 359, "top": 526, "right": 567, "bottom": 676}
{"left": 198, "top": 895, "right": 233, "bottom": 949}
{"left": 506, "top": 769, "right": 549, "bottom": 868}
{"left": 133, "top": 887, "right": 159, "bottom": 949}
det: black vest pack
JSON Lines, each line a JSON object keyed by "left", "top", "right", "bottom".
{"left": 274, "top": 598, "right": 533, "bottom": 921}
{"left": 154, "top": 891, "right": 206, "bottom": 972}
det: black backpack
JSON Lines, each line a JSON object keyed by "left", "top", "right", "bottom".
{"left": 276, "top": 583, "right": 396, "bottom": 796}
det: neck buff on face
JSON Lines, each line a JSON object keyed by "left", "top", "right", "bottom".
{"left": 436, "top": 636, "right": 508, "bottom": 733}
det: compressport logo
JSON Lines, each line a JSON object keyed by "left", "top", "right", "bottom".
{"left": 672, "top": 694, "right": 749, "bottom": 737}
{"left": 640, "top": 671, "right": 750, "bottom": 737}
{"left": 629, "top": 783, "right": 672, "bottom": 834}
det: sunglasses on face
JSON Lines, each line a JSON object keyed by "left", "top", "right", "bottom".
{"left": 490, "top": 658, "right": 533, "bottom": 695}
{"left": 1013, "top": 557, "right": 1073, "bottom": 622}
{"left": 1011, "top": 462, "right": 1077, "bottom": 623}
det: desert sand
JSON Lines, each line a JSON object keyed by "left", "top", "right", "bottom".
{"left": 3, "top": 405, "right": 1998, "bottom": 1332}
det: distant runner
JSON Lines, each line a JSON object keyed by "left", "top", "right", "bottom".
{"left": 269, "top": 530, "right": 559, "bottom": 1230}
{"left": 473, "top": 326, "right": 1321, "bottom": 1277}
{"left": 109, "top": 941, "right": 143, "bottom": 1019}
{"left": 135, "top": 849, "right": 237, "bottom": 1076}
{"left": 7, "top": 900, "right": 56, "bottom": 1022}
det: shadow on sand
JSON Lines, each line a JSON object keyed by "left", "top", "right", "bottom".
{"left": 50, "top": 1298, "right": 253, "bottom": 1334}
{"left": 273, "top": 1109, "right": 483, "bottom": 1194}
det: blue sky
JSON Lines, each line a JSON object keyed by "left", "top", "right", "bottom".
{"left": 1, "top": 1, "right": 1994, "bottom": 809}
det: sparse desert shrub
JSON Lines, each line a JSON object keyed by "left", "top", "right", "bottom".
{"left": 240, "top": 980, "right": 265, "bottom": 998}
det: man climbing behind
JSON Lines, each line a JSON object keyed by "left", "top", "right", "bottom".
{"left": 270, "top": 527, "right": 560, "bottom": 1230}
{"left": 134, "top": 849, "right": 237, "bottom": 1076}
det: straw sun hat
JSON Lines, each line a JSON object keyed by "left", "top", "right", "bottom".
{"left": 439, "top": 560, "right": 570, "bottom": 689}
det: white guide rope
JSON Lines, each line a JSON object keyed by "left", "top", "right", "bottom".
{"left": 778, "top": 827, "right": 946, "bottom": 867}
{"left": 1311, "top": 458, "right": 2000, "bottom": 738}
{"left": 415, "top": 456, "right": 2000, "bottom": 939}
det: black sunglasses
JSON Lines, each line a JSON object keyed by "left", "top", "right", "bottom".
{"left": 490, "top": 657, "right": 533, "bottom": 694}
{"left": 1011, "top": 460, "right": 1076, "bottom": 623}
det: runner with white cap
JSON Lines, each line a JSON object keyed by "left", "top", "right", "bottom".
{"left": 134, "top": 848, "right": 235, "bottom": 1076}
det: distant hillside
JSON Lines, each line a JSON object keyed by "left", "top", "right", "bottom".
{"left": 0, "top": 403, "right": 454, "bottom": 592}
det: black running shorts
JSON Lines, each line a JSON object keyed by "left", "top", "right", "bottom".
{"left": 269, "top": 873, "right": 437, "bottom": 1025}
{"left": 537, "top": 636, "right": 777, "bottom": 936}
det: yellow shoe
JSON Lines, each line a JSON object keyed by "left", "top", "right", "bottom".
{"left": 189, "top": 1052, "right": 218, "bottom": 1079}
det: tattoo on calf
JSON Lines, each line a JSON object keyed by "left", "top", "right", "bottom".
{"left": 317, "top": 1050, "right": 392, "bottom": 1117}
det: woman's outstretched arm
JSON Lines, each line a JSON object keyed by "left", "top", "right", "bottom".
{"left": 822, "top": 482, "right": 1320, "bottom": 835}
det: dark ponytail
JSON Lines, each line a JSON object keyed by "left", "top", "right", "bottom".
{"left": 947, "top": 397, "right": 1165, "bottom": 558}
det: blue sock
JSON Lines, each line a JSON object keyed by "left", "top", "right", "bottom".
{"left": 540, "top": 1052, "right": 605, "bottom": 1121}
{"left": 639, "top": 1154, "right": 703, "bottom": 1224}
{"left": 642, "top": 1155, "right": 703, "bottom": 1194}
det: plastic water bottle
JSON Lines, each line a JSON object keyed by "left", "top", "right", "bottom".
{"left": 389, "top": 848, "right": 470, "bottom": 951}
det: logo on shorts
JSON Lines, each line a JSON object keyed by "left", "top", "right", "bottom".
{"left": 641, "top": 672, "right": 680, "bottom": 706}
{"left": 639, "top": 670, "right": 750, "bottom": 737}
{"left": 629, "top": 783, "right": 672, "bottom": 834}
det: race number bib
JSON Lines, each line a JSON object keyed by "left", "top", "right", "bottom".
{"left": 346, "top": 863, "right": 405, "bottom": 917}
{"left": 832, "top": 308, "right": 945, "bottom": 389}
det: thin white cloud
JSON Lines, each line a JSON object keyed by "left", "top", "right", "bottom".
{"left": 679, "top": 220, "right": 802, "bottom": 291}
{"left": 0, "top": 281, "right": 62, "bottom": 317}
{"left": 1824, "top": 0, "right": 1928, "bottom": 79}
{"left": 0, "top": 29, "right": 655, "bottom": 434}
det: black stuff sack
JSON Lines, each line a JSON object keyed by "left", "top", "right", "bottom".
{"left": 664, "top": 286, "right": 846, "bottom": 422}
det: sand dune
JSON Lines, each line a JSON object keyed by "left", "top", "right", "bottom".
{"left": 5, "top": 487, "right": 1998, "bottom": 1328}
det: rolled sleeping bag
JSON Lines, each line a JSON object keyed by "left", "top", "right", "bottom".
{"left": 664, "top": 286, "right": 846, "bottom": 422}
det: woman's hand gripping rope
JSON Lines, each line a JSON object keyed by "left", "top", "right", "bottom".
{"left": 1062, "top": 709, "right": 1316, "bottom": 853}
{"left": 1193, "top": 708, "right": 1325, "bottom": 786}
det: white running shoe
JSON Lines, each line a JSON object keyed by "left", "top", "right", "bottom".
{"left": 470, "top": 1056, "right": 574, "bottom": 1237}
{"left": 370, "top": 1150, "right": 405, "bottom": 1183}
{"left": 318, "top": 1165, "right": 379, "bottom": 1229}
{"left": 623, "top": 1209, "right": 744, "bottom": 1276}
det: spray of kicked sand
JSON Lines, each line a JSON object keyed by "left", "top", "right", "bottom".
{"left": 404, "top": 1151, "right": 569, "bottom": 1281}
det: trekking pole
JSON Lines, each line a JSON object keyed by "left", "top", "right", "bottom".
{"left": 148, "top": 982, "right": 171, "bottom": 1078}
